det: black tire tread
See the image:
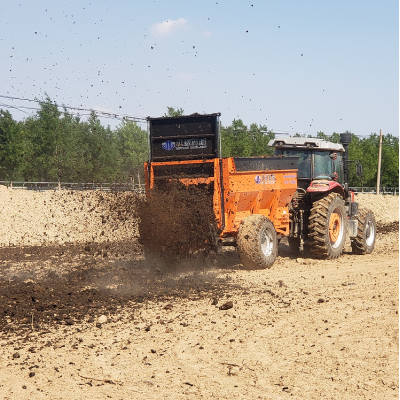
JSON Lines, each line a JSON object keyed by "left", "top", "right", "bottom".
{"left": 308, "top": 193, "right": 346, "bottom": 259}
{"left": 351, "top": 208, "right": 376, "bottom": 255}
{"left": 237, "top": 214, "right": 277, "bottom": 269}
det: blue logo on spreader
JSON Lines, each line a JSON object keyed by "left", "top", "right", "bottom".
{"left": 162, "top": 140, "right": 175, "bottom": 151}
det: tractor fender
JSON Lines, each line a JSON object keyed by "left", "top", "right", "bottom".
{"left": 306, "top": 180, "right": 345, "bottom": 198}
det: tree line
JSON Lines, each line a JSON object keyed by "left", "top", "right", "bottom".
{"left": 0, "top": 98, "right": 398, "bottom": 188}
{"left": 0, "top": 96, "right": 148, "bottom": 183}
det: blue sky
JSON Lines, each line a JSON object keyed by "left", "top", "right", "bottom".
{"left": 0, "top": 0, "right": 398, "bottom": 137}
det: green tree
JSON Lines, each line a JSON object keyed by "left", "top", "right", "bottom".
{"left": 221, "top": 119, "right": 275, "bottom": 157}
{"left": 115, "top": 120, "right": 148, "bottom": 181}
{"left": 0, "top": 110, "right": 25, "bottom": 181}
{"left": 22, "top": 96, "right": 61, "bottom": 181}
{"left": 221, "top": 119, "right": 251, "bottom": 157}
{"left": 21, "top": 96, "right": 84, "bottom": 182}
{"left": 380, "top": 134, "right": 399, "bottom": 187}
{"left": 56, "top": 109, "right": 87, "bottom": 182}
{"left": 247, "top": 123, "right": 275, "bottom": 156}
{"left": 164, "top": 107, "right": 185, "bottom": 117}
{"left": 345, "top": 133, "right": 399, "bottom": 188}
{"left": 77, "top": 111, "right": 120, "bottom": 182}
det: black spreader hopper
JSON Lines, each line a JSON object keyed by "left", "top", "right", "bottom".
{"left": 147, "top": 113, "right": 221, "bottom": 162}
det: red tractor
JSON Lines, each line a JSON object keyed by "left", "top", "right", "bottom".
{"left": 269, "top": 134, "right": 376, "bottom": 259}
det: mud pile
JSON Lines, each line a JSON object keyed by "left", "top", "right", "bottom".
{"left": 354, "top": 193, "right": 399, "bottom": 223}
{"left": 138, "top": 181, "right": 217, "bottom": 262}
{"left": 0, "top": 188, "right": 141, "bottom": 247}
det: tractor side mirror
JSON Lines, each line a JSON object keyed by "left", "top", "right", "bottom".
{"left": 356, "top": 163, "right": 363, "bottom": 177}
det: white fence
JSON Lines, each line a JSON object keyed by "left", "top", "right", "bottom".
{"left": 351, "top": 187, "right": 399, "bottom": 195}
{"left": 0, "top": 181, "right": 146, "bottom": 193}
{"left": 0, "top": 182, "right": 398, "bottom": 195}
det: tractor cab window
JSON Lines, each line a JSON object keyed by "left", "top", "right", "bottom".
{"left": 276, "top": 149, "right": 312, "bottom": 179}
{"left": 314, "top": 151, "right": 333, "bottom": 179}
{"left": 297, "top": 152, "right": 312, "bottom": 178}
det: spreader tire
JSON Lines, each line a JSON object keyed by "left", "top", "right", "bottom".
{"left": 237, "top": 214, "right": 278, "bottom": 269}
{"left": 308, "top": 193, "right": 347, "bottom": 259}
{"left": 351, "top": 208, "right": 376, "bottom": 255}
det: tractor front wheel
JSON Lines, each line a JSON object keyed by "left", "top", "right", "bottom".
{"left": 351, "top": 209, "right": 376, "bottom": 254}
{"left": 308, "top": 193, "right": 347, "bottom": 259}
{"left": 237, "top": 214, "right": 278, "bottom": 269}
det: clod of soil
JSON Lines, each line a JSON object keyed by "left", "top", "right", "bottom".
{"left": 219, "top": 301, "right": 234, "bottom": 310}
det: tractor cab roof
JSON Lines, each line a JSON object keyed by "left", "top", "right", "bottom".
{"left": 268, "top": 137, "right": 345, "bottom": 152}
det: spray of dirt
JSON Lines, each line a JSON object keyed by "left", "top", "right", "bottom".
{"left": 137, "top": 180, "right": 218, "bottom": 266}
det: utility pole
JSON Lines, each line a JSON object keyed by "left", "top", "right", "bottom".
{"left": 376, "top": 129, "right": 383, "bottom": 195}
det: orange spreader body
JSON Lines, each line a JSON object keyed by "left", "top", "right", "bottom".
{"left": 145, "top": 157, "right": 298, "bottom": 239}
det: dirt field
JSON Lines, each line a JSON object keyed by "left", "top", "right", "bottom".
{"left": 0, "top": 187, "right": 398, "bottom": 399}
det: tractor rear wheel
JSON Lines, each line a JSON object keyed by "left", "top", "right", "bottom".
{"left": 237, "top": 214, "right": 277, "bottom": 269}
{"left": 308, "top": 193, "right": 346, "bottom": 259}
{"left": 351, "top": 208, "right": 376, "bottom": 254}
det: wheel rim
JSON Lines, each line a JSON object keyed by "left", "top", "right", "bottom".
{"left": 365, "top": 219, "right": 375, "bottom": 246}
{"left": 329, "top": 208, "right": 345, "bottom": 248}
{"left": 260, "top": 228, "right": 274, "bottom": 257}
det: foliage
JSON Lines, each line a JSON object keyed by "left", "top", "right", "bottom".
{"left": 0, "top": 99, "right": 398, "bottom": 189}
{"left": 0, "top": 96, "right": 149, "bottom": 183}
{"left": 348, "top": 133, "right": 399, "bottom": 188}
{"left": 114, "top": 119, "right": 148, "bottom": 181}
{"left": 0, "top": 110, "right": 26, "bottom": 181}
{"left": 221, "top": 119, "right": 275, "bottom": 157}
{"left": 164, "top": 107, "right": 184, "bottom": 117}
{"left": 22, "top": 96, "right": 61, "bottom": 181}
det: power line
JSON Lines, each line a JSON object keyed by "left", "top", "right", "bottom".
{"left": 0, "top": 94, "right": 147, "bottom": 123}
{"left": 0, "top": 102, "right": 31, "bottom": 114}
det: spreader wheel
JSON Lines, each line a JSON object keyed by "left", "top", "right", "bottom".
{"left": 237, "top": 214, "right": 278, "bottom": 269}
{"left": 351, "top": 208, "right": 376, "bottom": 254}
{"left": 308, "top": 193, "right": 347, "bottom": 259}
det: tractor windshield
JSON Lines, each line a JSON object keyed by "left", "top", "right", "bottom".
{"left": 275, "top": 149, "right": 334, "bottom": 180}
{"left": 314, "top": 151, "right": 333, "bottom": 179}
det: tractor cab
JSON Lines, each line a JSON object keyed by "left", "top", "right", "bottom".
{"left": 268, "top": 137, "right": 346, "bottom": 192}
{"left": 268, "top": 134, "right": 375, "bottom": 259}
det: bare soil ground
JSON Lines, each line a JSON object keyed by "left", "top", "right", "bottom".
{"left": 0, "top": 187, "right": 398, "bottom": 399}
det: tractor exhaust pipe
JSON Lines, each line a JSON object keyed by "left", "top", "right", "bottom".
{"left": 340, "top": 133, "right": 352, "bottom": 185}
